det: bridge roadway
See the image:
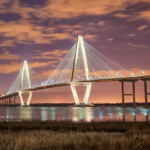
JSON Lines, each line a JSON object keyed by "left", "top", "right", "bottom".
{"left": 0, "top": 75, "right": 150, "bottom": 101}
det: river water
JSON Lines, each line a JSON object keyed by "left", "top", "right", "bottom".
{"left": 0, "top": 106, "right": 150, "bottom": 122}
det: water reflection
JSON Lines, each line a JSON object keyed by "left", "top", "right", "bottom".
{"left": 0, "top": 106, "right": 150, "bottom": 122}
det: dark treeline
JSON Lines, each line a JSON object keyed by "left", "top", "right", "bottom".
{"left": 4, "top": 102, "right": 149, "bottom": 107}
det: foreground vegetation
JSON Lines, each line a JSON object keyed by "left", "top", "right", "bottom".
{"left": 0, "top": 121, "right": 150, "bottom": 149}
{"left": 0, "top": 128, "right": 150, "bottom": 150}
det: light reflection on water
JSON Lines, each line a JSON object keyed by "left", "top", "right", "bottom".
{"left": 0, "top": 106, "right": 150, "bottom": 122}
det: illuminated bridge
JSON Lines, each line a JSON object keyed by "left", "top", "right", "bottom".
{"left": 0, "top": 36, "right": 150, "bottom": 107}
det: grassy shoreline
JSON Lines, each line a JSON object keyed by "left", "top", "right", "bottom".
{"left": 0, "top": 120, "right": 150, "bottom": 132}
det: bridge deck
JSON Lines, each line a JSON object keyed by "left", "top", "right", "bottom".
{"left": 1, "top": 75, "right": 150, "bottom": 100}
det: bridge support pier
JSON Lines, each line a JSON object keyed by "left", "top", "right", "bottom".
{"left": 134, "top": 115, "right": 136, "bottom": 122}
{"left": 0, "top": 98, "right": 9, "bottom": 106}
{"left": 4, "top": 98, "right": 6, "bottom": 106}
{"left": 6, "top": 98, "right": 9, "bottom": 106}
{"left": 122, "top": 113, "right": 125, "bottom": 122}
{"left": 18, "top": 91, "right": 32, "bottom": 106}
{"left": 144, "top": 80, "right": 149, "bottom": 107}
{"left": 10, "top": 96, "right": 16, "bottom": 106}
{"left": 9, "top": 97, "right": 11, "bottom": 106}
{"left": 121, "top": 82, "right": 125, "bottom": 107}
{"left": 146, "top": 114, "right": 148, "bottom": 121}
{"left": 2, "top": 99, "right": 4, "bottom": 106}
{"left": 133, "top": 82, "right": 136, "bottom": 107}
{"left": 71, "top": 83, "right": 92, "bottom": 105}
{"left": 0, "top": 95, "right": 17, "bottom": 107}
{"left": 12, "top": 96, "right": 15, "bottom": 106}
{"left": 121, "top": 81, "right": 136, "bottom": 107}
{"left": 3, "top": 99, "right": 4, "bottom": 106}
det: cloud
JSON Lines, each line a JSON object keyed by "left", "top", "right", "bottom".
{"left": 0, "top": 61, "right": 51, "bottom": 74}
{"left": 32, "top": 49, "right": 70, "bottom": 69}
{"left": 113, "top": 13, "right": 129, "bottom": 18}
{"left": 29, "top": 61, "right": 52, "bottom": 69}
{"left": 107, "top": 38, "right": 114, "bottom": 41}
{"left": 139, "top": 10, "right": 150, "bottom": 21}
{"left": 0, "top": 0, "right": 11, "bottom": 8}
{"left": 0, "top": 51, "right": 21, "bottom": 60}
{"left": 98, "top": 21, "right": 105, "bottom": 26}
{"left": 0, "top": 20, "right": 52, "bottom": 44}
{"left": 84, "top": 34, "right": 98, "bottom": 41}
{"left": 39, "top": 70, "right": 54, "bottom": 79}
{"left": 127, "top": 43, "right": 147, "bottom": 48}
{"left": 130, "top": 68, "right": 150, "bottom": 76}
{"left": 0, "top": 61, "right": 24, "bottom": 74}
{"left": 1, "top": 0, "right": 150, "bottom": 20}
{"left": 38, "top": 0, "right": 150, "bottom": 19}
{"left": 33, "top": 49, "right": 69, "bottom": 59}
{"left": 0, "top": 20, "right": 75, "bottom": 45}
{"left": 48, "top": 33, "right": 73, "bottom": 41}
{"left": 0, "top": 0, "right": 150, "bottom": 47}
{"left": 127, "top": 34, "right": 136, "bottom": 37}
{"left": 137, "top": 25, "right": 148, "bottom": 31}
{"left": 0, "top": 40, "right": 16, "bottom": 47}
{"left": 0, "top": 0, "right": 34, "bottom": 19}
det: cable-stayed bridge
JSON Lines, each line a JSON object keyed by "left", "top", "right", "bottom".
{"left": 0, "top": 36, "right": 150, "bottom": 107}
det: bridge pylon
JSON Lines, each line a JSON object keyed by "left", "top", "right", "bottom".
{"left": 71, "top": 36, "right": 92, "bottom": 105}
{"left": 18, "top": 61, "right": 32, "bottom": 106}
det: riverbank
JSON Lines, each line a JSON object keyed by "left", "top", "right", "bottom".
{"left": 0, "top": 120, "right": 150, "bottom": 132}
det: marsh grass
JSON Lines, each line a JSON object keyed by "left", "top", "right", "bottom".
{"left": 0, "top": 120, "right": 150, "bottom": 149}
{"left": 0, "top": 128, "right": 150, "bottom": 150}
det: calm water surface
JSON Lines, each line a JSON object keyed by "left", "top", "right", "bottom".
{"left": 0, "top": 106, "right": 150, "bottom": 122}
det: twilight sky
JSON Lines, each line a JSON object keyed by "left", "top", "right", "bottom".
{"left": 0, "top": 0, "right": 150, "bottom": 104}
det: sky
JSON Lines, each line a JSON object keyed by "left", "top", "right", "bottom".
{"left": 0, "top": 0, "right": 150, "bottom": 104}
